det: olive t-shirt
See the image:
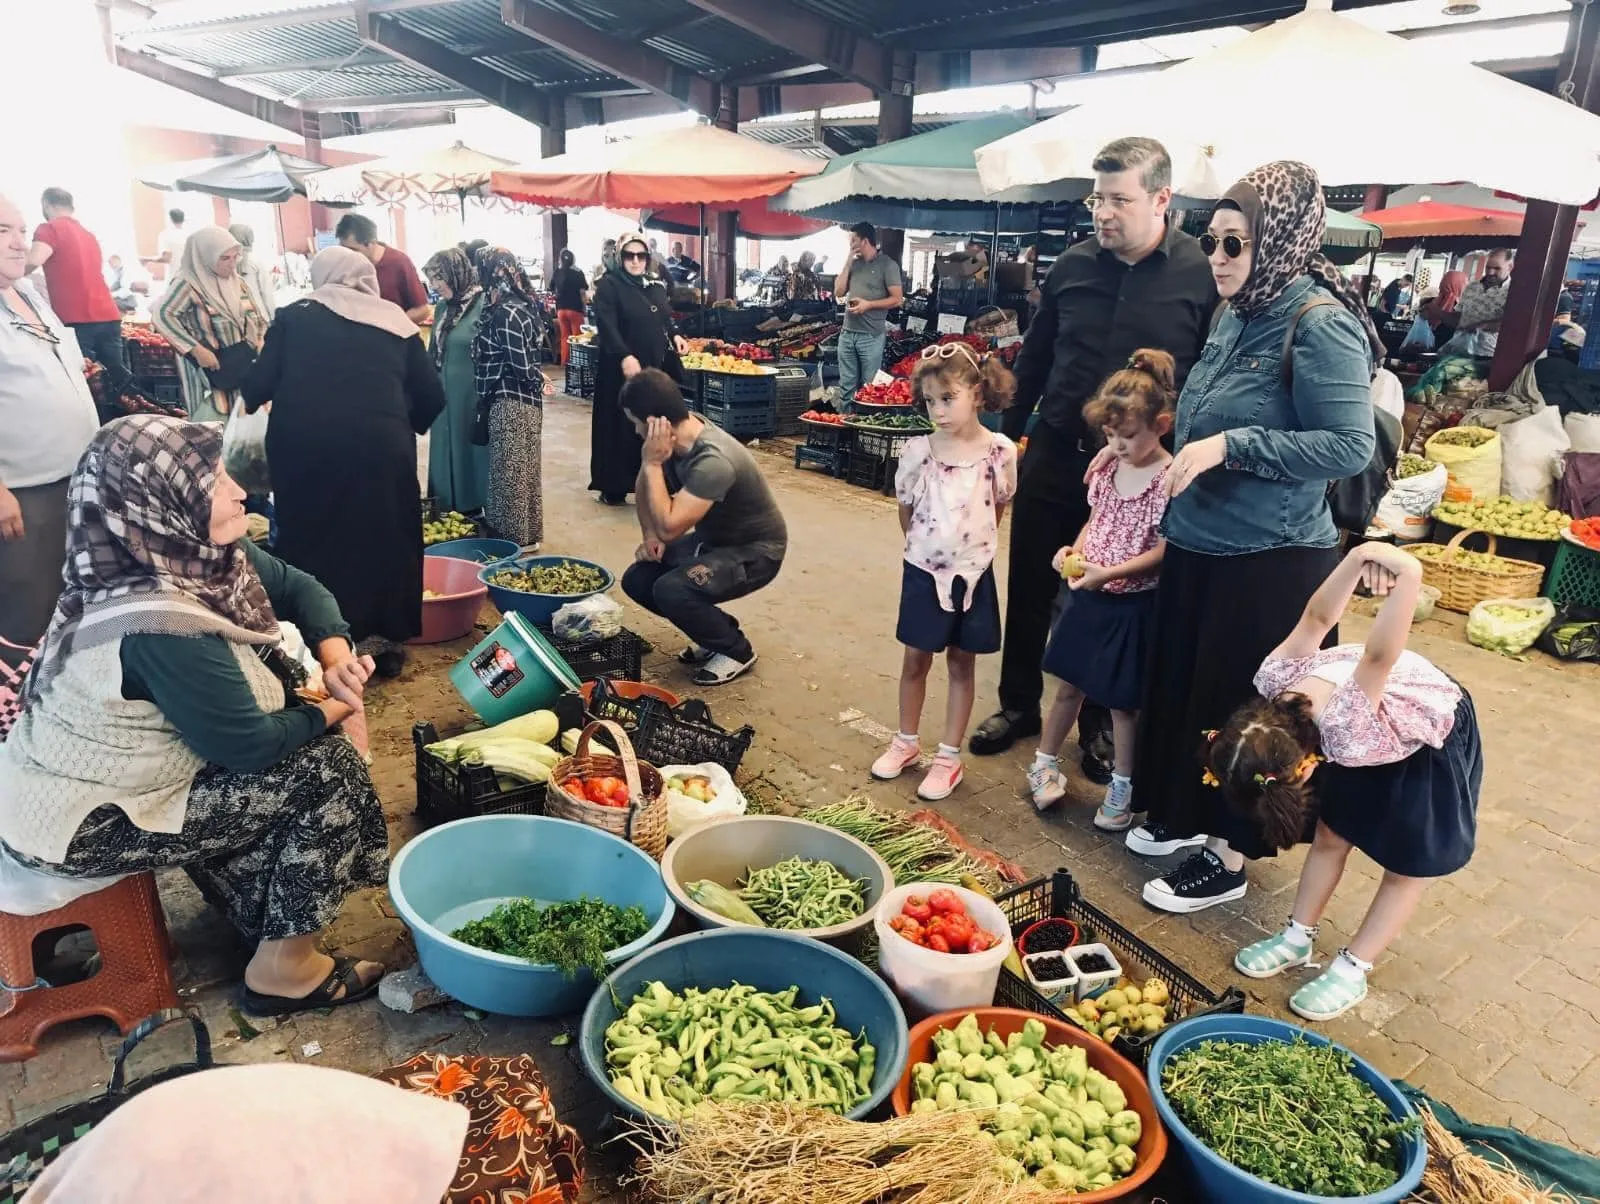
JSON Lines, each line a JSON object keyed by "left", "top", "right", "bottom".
{"left": 669, "top": 422, "right": 787, "bottom": 553}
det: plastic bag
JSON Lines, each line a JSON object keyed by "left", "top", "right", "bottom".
{"left": 1399, "top": 315, "right": 1435, "bottom": 354}
{"left": 1425, "top": 426, "right": 1502, "bottom": 504}
{"left": 1372, "top": 368, "right": 1405, "bottom": 424}
{"left": 1498, "top": 406, "right": 1570, "bottom": 506}
{"left": 552, "top": 594, "right": 624, "bottom": 644}
{"left": 1372, "top": 461, "right": 1448, "bottom": 542}
{"left": 659, "top": 761, "right": 746, "bottom": 838}
{"left": 1466, "top": 596, "right": 1556, "bottom": 656}
{"left": 1565, "top": 411, "right": 1600, "bottom": 453}
{"left": 222, "top": 404, "right": 271, "bottom": 496}
{"left": 1536, "top": 605, "right": 1600, "bottom": 661}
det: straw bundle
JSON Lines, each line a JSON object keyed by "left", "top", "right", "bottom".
{"left": 1409, "top": 1105, "right": 1573, "bottom": 1204}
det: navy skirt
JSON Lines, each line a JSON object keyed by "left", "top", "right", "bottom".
{"left": 896, "top": 562, "right": 1002, "bottom": 654}
{"left": 1040, "top": 586, "right": 1157, "bottom": 712}
{"left": 1314, "top": 689, "right": 1483, "bottom": 878}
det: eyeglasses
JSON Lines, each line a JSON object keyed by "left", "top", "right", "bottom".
{"left": 1086, "top": 193, "right": 1144, "bottom": 212}
{"left": 920, "top": 342, "right": 980, "bottom": 367}
{"left": 9, "top": 317, "right": 59, "bottom": 347}
{"left": 620, "top": 250, "right": 650, "bottom": 263}
{"left": 1199, "top": 233, "right": 1253, "bottom": 259}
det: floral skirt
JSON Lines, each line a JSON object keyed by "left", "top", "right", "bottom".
{"left": 488, "top": 400, "right": 544, "bottom": 547}
{"left": 24, "top": 735, "right": 387, "bottom": 942}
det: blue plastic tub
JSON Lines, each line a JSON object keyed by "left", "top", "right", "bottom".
{"left": 388, "top": 815, "right": 674, "bottom": 1017}
{"left": 425, "top": 537, "right": 520, "bottom": 564}
{"left": 479, "top": 554, "right": 615, "bottom": 626}
{"left": 1147, "top": 1015, "right": 1426, "bottom": 1204}
{"left": 449, "top": 611, "right": 581, "bottom": 725}
{"left": 579, "top": 928, "right": 909, "bottom": 1122}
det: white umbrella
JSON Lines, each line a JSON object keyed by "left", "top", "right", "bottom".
{"left": 306, "top": 141, "right": 519, "bottom": 212}
{"left": 975, "top": 0, "right": 1600, "bottom": 206}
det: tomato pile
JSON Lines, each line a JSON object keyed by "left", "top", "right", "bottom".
{"left": 1571, "top": 516, "right": 1600, "bottom": 551}
{"left": 887, "top": 888, "right": 1001, "bottom": 954}
{"left": 854, "top": 379, "right": 913, "bottom": 406}
{"left": 799, "top": 410, "right": 846, "bottom": 425}
{"left": 562, "top": 774, "right": 631, "bottom": 809}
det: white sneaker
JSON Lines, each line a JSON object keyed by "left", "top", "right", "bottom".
{"left": 692, "top": 651, "right": 757, "bottom": 686}
{"left": 1094, "top": 778, "right": 1134, "bottom": 831}
{"left": 1027, "top": 762, "right": 1066, "bottom": 811}
{"left": 1124, "top": 823, "right": 1208, "bottom": 857}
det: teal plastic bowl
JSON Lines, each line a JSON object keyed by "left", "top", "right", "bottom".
{"left": 480, "top": 554, "right": 615, "bottom": 626}
{"left": 425, "top": 537, "right": 519, "bottom": 564}
{"left": 579, "top": 928, "right": 909, "bottom": 1121}
{"left": 388, "top": 815, "right": 674, "bottom": 1017}
{"left": 1148, "top": 1015, "right": 1426, "bottom": 1204}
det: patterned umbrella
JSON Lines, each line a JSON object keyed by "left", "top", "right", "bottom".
{"left": 306, "top": 141, "right": 520, "bottom": 212}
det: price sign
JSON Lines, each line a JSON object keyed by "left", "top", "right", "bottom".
{"left": 936, "top": 312, "right": 968, "bottom": 335}
{"left": 906, "top": 316, "right": 927, "bottom": 333}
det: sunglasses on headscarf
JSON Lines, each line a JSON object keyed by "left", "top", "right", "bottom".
{"left": 1199, "top": 233, "right": 1254, "bottom": 259}
{"left": 620, "top": 250, "right": 650, "bottom": 263}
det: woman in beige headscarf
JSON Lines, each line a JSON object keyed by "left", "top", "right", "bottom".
{"left": 153, "top": 226, "right": 268, "bottom": 422}
{"left": 242, "top": 247, "right": 445, "bottom": 677}
{"left": 229, "top": 221, "right": 278, "bottom": 321}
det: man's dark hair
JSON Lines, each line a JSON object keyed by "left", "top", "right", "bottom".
{"left": 848, "top": 221, "right": 878, "bottom": 246}
{"left": 336, "top": 213, "right": 378, "bottom": 246}
{"left": 168, "top": 208, "right": 185, "bottom": 225}
{"left": 42, "top": 187, "right": 73, "bottom": 211}
{"left": 620, "top": 367, "right": 690, "bottom": 424}
{"left": 1402, "top": 273, "right": 1414, "bottom": 283}
{"left": 1091, "top": 137, "right": 1172, "bottom": 195}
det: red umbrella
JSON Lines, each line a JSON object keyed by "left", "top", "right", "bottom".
{"left": 1359, "top": 201, "right": 1525, "bottom": 239}
{"left": 646, "top": 200, "right": 828, "bottom": 240}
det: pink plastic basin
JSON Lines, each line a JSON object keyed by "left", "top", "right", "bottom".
{"left": 411, "top": 556, "right": 489, "bottom": 645}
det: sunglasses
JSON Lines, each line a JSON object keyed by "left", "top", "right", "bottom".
{"left": 920, "top": 342, "right": 981, "bottom": 367}
{"left": 1199, "top": 233, "right": 1253, "bottom": 259}
{"left": 620, "top": 250, "right": 650, "bottom": 262}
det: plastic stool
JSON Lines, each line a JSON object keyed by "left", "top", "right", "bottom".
{"left": 0, "top": 872, "right": 179, "bottom": 1062}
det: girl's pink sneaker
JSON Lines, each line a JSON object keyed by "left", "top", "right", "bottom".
{"left": 871, "top": 735, "right": 921, "bottom": 780}
{"left": 916, "top": 752, "right": 964, "bottom": 801}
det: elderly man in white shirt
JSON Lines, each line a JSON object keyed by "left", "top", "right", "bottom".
{"left": 0, "top": 194, "right": 99, "bottom": 650}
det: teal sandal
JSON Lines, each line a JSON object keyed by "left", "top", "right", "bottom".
{"left": 1289, "top": 959, "right": 1369, "bottom": 1022}
{"left": 1234, "top": 930, "right": 1315, "bottom": 979}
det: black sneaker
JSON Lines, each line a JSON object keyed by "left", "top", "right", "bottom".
{"left": 1080, "top": 747, "right": 1114, "bottom": 787}
{"left": 1142, "top": 850, "right": 1248, "bottom": 914}
{"left": 1124, "top": 823, "right": 1208, "bottom": 857}
{"left": 968, "top": 710, "right": 1042, "bottom": 756}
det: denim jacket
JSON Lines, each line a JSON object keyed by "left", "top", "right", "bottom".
{"left": 1164, "top": 275, "right": 1376, "bottom": 556}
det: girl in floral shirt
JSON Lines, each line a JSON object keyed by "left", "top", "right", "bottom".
{"left": 871, "top": 344, "right": 1017, "bottom": 801}
{"left": 1031, "top": 351, "right": 1174, "bottom": 824}
{"left": 1204, "top": 542, "right": 1483, "bottom": 1021}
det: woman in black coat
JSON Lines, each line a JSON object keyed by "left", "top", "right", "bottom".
{"left": 242, "top": 247, "right": 445, "bottom": 676}
{"left": 589, "top": 229, "right": 687, "bottom": 504}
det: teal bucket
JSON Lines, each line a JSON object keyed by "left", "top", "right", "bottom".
{"left": 449, "top": 611, "right": 581, "bottom": 725}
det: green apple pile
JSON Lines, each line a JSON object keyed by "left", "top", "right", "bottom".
{"left": 1397, "top": 454, "right": 1437, "bottom": 480}
{"left": 1432, "top": 496, "right": 1568, "bottom": 541}
{"left": 1409, "top": 544, "right": 1527, "bottom": 576}
{"left": 423, "top": 511, "right": 476, "bottom": 545}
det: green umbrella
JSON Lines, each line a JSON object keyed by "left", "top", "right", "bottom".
{"left": 1322, "top": 208, "right": 1383, "bottom": 265}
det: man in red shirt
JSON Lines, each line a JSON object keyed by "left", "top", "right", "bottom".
{"left": 334, "top": 213, "right": 432, "bottom": 324}
{"left": 27, "top": 187, "right": 132, "bottom": 409}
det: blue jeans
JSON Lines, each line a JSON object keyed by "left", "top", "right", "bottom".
{"left": 836, "top": 328, "right": 887, "bottom": 406}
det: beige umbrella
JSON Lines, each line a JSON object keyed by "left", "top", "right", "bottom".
{"left": 307, "top": 141, "right": 520, "bottom": 213}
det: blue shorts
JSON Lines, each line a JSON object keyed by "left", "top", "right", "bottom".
{"left": 896, "top": 562, "right": 1001, "bottom": 654}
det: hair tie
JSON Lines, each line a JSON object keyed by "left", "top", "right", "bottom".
{"left": 1126, "top": 355, "right": 1142, "bottom": 370}
{"left": 1202, "top": 729, "right": 1219, "bottom": 742}
{"left": 1200, "top": 768, "right": 1221, "bottom": 789}
{"left": 1253, "top": 773, "right": 1277, "bottom": 787}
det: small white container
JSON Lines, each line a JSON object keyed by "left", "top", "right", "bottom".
{"left": 873, "top": 884, "right": 1013, "bottom": 1020}
{"left": 1065, "top": 942, "right": 1122, "bottom": 1001}
{"left": 1022, "top": 950, "right": 1077, "bottom": 1003}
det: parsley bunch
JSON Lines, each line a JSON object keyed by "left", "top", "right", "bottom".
{"left": 452, "top": 896, "right": 650, "bottom": 979}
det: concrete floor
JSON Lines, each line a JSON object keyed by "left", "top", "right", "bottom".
{"left": 6, "top": 386, "right": 1599, "bottom": 1197}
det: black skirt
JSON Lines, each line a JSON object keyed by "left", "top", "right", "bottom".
{"left": 896, "top": 563, "right": 1002, "bottom": 654}
{"left": 1314, "top": 690, "right": 1482, "bottom": 878}
{"left": 1133, "top": 542, "right": 1341, "bottom": 859}
{"left": 1041, "top": 587, "right": 1157, "bottom": 712}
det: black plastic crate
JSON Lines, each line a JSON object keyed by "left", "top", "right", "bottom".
{"left": 702, "top": 371, "right": 777, "bottom": 408}
{"left": 680, "top": 369, "right": 704, "bottom": 411}
{"left": 846, "top": 452, "right": 890, "bottom": 490}
{"left": 545, "top": 627, "right": 645, "bottom": 683}
{"left": 125, "top": 337, "right": 179, "bottom": 377}
{"left": 795, "top": 443, "right": 851, "bottom": 478}
{"left": 774, "top": 366, "right": 813, "bottom": 435}
{"left": 703, "top": 398, "right": 777, "bottom": 439}
{"left": 412, "top": 695, "right": 586, "bottom": 827}
{"left": 132, "top": 375, "right": 184, "bottom": 406}
{"left": 993, "top": 868, "right": 1246, "bottom": 1067}
{"left": 582, "top": 682, "right": 754, "bottom": 772}
{"left": 850, "top": 426, "right": 924, "bottom": 461}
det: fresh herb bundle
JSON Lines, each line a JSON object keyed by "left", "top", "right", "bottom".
{"left": 451, "top": 896, "right": 650, "bottom": 979}
{"left": 1162, "top": 1037, "right": 1417, "bottom": 1197}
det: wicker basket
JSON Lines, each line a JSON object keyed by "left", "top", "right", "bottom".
{"left": 1405, "top": 528, "right": 1544, "bottom": 614}
{"left": 546, "top": 719, "right": 667, "bottom": 860}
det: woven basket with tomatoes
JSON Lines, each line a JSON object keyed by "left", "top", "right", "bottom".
{"left": 546, "top": 719, "right": 667, "bottom": 860}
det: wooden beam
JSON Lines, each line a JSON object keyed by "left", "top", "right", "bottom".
{"left": 500, "top": 0, "right": 716, "bottom": 116}
{"left": 354, "top": 2, "right": 549, "bottom": 124}
{"left": 681, "top": 0, "right": 894, "bottom": 93}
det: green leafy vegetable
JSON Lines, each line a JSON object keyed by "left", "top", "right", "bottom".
{"left": 1162, "top": 1037, "right": 1417, "bottom": 1197}
{"left": 451, "top": 896, "right": 650, "bottom": 979}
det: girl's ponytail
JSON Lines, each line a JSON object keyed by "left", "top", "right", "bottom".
{"left": 1125, "top": 348, "right": 1176, "bottom": 398}
{"left": 1083, "top": 347, "right": 1177, "bottom": 430}
{"left": 978, "top": 353, "right": 1017, "bottom": 413}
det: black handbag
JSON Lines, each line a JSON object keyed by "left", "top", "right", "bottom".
{"left": 203, "top": 342, "right": 257, "bottom": 392}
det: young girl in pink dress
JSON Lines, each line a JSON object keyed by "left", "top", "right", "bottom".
{"left": 1029, "top": 351, "right": 1173, "bottom": 826}
{"left": 1204, "top": 541, "right": 1483, "bottom": 1021}
{"left": 871, "top": 344, "right": 1017, "bottom": 801}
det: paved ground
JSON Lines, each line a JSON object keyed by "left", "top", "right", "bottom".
{"left": 7, "top": 386, "right": 1598, "bottom": 1194}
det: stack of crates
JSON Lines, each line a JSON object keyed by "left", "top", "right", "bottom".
{"left": 773, "top": 364, "right": 814, "bottom": 435}
{"left": 566, "top": 340, "right": 597, "bottom": 399}
{"left": 701, "top": 371, "right": 777, "bottom": 438}
{"left": 848, "top": 426, "right": 922, "bottom": 495}
{"left": 794, "top": 420, "right": 851, "bottom": 477}
{"left": 680, "top": 369, "right": 704, "bottom": 413}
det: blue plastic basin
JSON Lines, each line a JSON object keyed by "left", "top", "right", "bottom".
{"left": 1147, "top": 1015, "right": 1426, "bottom": 1204}
{"left": 479, "top": 554, "right": 615, "bottom": 626}
{"left": 388, "top": 815, "right": 674, "bottom": 1017}
{"left": 580, "top": 928, "right": 909, "bottom": 1121}
{"left": 425, "top": 537, "right": 520, "bottom": 564}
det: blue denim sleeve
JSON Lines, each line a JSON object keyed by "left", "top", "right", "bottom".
{"left": 1222, "top": 306, "right": 1376, "bottom": 482}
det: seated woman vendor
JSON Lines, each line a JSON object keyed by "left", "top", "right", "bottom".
{"left": 0, "top": 416, "right": 390, "bottom": 1016}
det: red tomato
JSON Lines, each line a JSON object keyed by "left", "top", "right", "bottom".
{"left": 967, "top": 930, "right": 999, "bottom": 953}
{"left": 888, "top": 915, "right": 923, "bottom": 943}
{"left": 927, "top": 888, "right": 966, "bottom": 916}
{"left": 901, "top": 895, "right": 933, "bottom": 923}
{"left": 924, "top": 932, "right": 952, "bottom": 954}
{"left": 940, "top": 913, "right": 977, "bottom": 952}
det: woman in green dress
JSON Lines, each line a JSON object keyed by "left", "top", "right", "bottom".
{"left": 422, "top": 249, "right": 488, "bottom": 514}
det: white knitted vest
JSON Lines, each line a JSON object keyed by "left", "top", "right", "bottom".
{"left": 0, "top": 638, "right": 286, "bottom": 863}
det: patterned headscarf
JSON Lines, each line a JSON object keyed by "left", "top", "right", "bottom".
{"left": 1218, "top": 161, "right": 1384, "bottom": 364}
{"left": 26, "top": 416, "right": 279, "bottom": 702}
{"left": 476, "top": 248, "right": 537, "bottom": 308}
{"left": 423, "top": 247, "right": 481, "bottom": 368}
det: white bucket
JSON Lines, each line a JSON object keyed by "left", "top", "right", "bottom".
{"left": 873, "top": 884, "right": 1013, "bottom": 1020}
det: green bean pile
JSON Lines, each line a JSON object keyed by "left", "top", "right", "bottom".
{"left": 487, "top": 560, "right": 606, "bottom": 596}
{"left": 741, "top": 856, "right": 866, "bottom": 930}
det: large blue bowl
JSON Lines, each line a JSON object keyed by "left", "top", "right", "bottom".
{"left": 388, "top": 815, "right": 674, "bottom": 1017}
{"left": 479, "top": 554, "right": 616, "bottom": 626}
{"left": 580, "top": 928, "right": 909, "bottom": 1121}
{"left": 1147, "top": 1015, "right": 1426, "bottom": 1204}
{"left": 425, "top": 537, "right": 520, "bottom": 564}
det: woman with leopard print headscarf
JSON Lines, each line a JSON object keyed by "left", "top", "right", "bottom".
{"left": 1124, "top": 160, "right": 1379, "bottom": 916}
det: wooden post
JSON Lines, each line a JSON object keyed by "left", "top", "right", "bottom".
{"left": 712, "top": 85, "right": 739, "bottom": 302}
{"left": 540, "top": 107, "right": 568, "bottom": 283}
{"left": 875, "top": 49, "right": 915, "bottom": 265}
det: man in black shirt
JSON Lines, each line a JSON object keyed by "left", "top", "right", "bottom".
{"left": 974, "top": 138, "right": 1218, "bottom": 784}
